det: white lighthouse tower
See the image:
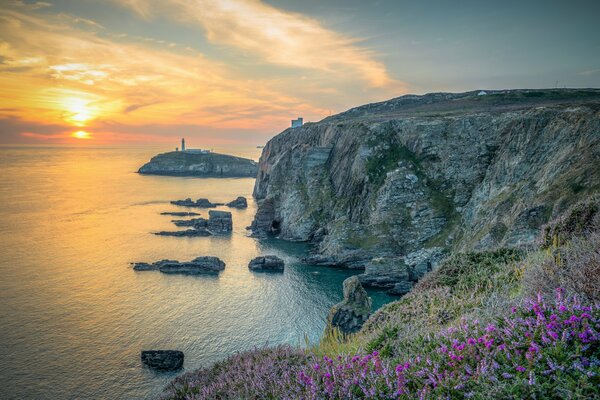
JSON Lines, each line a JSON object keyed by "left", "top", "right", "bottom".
{"left": 181, "top": 138, "right": 186, "bottom": 152}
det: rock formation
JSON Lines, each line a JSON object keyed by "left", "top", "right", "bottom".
{"left": 226, "top": 196, "right": 248, "bottom": 209}
{"left": 171, "top": 198, "right": 223, "bottom": 208}
{"left": 251, "top": 89, "right": 600, "bottom": 291}
{"left": 207, "top": 210, "right": 232, "bottom": 233}
{"left": 156, "top": 210, "right": 232, "bottom": 236}
{"left": 248, "top": 255, "right": 285, "bottom": 272}
{"left": 132, "top": 256, "right": 225, "bottom": 274}
{"left": 138, "top": 151, "right": 258, "bottom": 177}
{"left": 327, "top": 276, "right": 372, "bottom": 334}
{"left": 160, "top": 211, "right": 201, "bottom": 216}
{"left": 141, "top": 350, "right": 184, "bottom": 370}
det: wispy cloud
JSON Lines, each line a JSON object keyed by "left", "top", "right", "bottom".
{"left": 0, "top": 1, "right": 405, "bottom": 144}
{"left": 117, "top": 0, "right": 401, "bottom": 88}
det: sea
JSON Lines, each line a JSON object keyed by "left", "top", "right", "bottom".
{"left": 0, "top": 145, "right": 394, "bottom": 400}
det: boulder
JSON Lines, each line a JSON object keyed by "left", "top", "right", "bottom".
{"left": 141, "top": 350, "right": 184, "bottom": 370}
{"left": 248, "top": 255, "right": 285, "bottom": 272}
{"left": 226, "top": 196, "right": 248, "bottom": 209}
{"left": 159, "top": 256, "right": 225, "bottom": 274}
{"left": 327, "top": 276, "right": 372, "bottom": 334}
{"left": 207, "top": 210, "right": 232, "bottom": 233}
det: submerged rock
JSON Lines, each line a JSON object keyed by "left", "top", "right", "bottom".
{"left": 226, "top": 196, "right": 248, "bottom": 209}
{"left": 160, "top": 211, "right": 201, "bottom": 216}
{"left": 133, "top": 256, "right": 225, "bottom": 274}
{"left": 327, "top": 276, "right": 372, "bottom": 334}
{"left": 154, "top": 229, "right": 211, "bottom": 237}
{"left": 248, "top": 255, "right": 285, "bottom": 272}
{"left": 141, "top": 350, "right": 184, "bottom": 370}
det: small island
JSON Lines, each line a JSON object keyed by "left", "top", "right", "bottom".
{"left": 138, "top": 138, "right": 258, "bottom": 177}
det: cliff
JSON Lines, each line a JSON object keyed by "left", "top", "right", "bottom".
{"left": 138, "top": 151, "right": 258, "bottom": 177}
{"left": 251, "top": 89, "right": 600, "bottom": 291}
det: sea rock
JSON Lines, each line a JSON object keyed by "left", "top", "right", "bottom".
{"left": 226, "top": 196, "right": 248, "bottom": 209}
{"left": 248, "top": 255, "right": 284, "bottom": 272}
{"left": 160, "top": 211, "right": 201, "bottom": 216}
{"left": 170, "top": 198, "right": 222, "bottom": 208}
{"left": 172, "top": 218, "right": 208, "bottom": 228}
{"left": 327, "top": 276, "right": 372, "bottom": 334}
{"left": 207, "top": 210, "right": 232, "bottom": 233}
{"left": 138, "top": 151, "right": 258, "bottom": 177}
{"left": 132, "top": 259, "right": 178, "bottom": 271}
{"left": 159, "top": 256, "right": 225, "bottom": 274}
{"left": 141, "top": 350, "right": 184, "bottom": 370}
{"left": 154, "top": 229, "right": 211, "bottom": 237}
{"left": 132, "top": 257, "right": 225, "bottom": 274}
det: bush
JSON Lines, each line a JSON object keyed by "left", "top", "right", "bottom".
{"left": 524, "top": 232, "right": 600, "bottom": 303}
{"left": 540, "top": 196, "right": 599, "bottom": 248}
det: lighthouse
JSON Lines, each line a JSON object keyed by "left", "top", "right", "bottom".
{"left": 181, "top": 138, "right": 186, "bottom": 152}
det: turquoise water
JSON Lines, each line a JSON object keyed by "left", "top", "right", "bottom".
{"left": 0, "top": 146, "right": 394, "bottom": 400}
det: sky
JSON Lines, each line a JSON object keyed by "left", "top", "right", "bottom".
{"left": 0, "top": 0, "right": 599, "bottom": 146}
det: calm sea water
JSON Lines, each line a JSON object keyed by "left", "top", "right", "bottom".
{"left": 0, "top": 146, "right": 393, "bottom": 400}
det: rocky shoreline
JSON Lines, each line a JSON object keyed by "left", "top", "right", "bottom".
{"left": 250, "top": 89, "right": 600, "bottom": 292}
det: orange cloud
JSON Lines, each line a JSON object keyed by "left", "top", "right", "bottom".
{"left": 119, "top": 0, "right": 402, "bottom": 89}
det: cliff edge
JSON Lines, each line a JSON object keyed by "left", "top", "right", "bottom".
{"left": 251, "top": 89, "right": 600, "bottom": 291}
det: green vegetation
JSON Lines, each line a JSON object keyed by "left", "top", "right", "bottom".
{"left": 163, "top": 197, "right": 600, "bottom": 399}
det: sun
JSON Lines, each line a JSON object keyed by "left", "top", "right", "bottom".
{"left": 72, "top": 130, "right": 91, "bottom": 139}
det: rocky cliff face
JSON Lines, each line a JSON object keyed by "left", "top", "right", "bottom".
{"left": 139, "top": 151, "right": 258, "bottom": 177}
{"left": 252, "top": 90, "right": 600, "bottom": 291}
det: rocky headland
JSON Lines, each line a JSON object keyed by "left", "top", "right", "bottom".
{"left": 251, "top": 89, "right": 600, "bottom": 294}
{"left": 138, "top": 151, "right": 258, "bottom": 177}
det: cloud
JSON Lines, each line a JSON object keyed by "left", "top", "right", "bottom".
{"left": 0, "top": 2, "right": 406, "bottom": 145}
{"left": 117, "top": 0, "right": 401, "bottom": 88}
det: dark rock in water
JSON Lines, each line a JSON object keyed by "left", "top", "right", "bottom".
{"left": 154, "top": 229, "right": 212, "bottom": 237}
{"left": 138, "top": 150, "right": 258, "bottom": 177}
{"left": 141, "top": 350, "right": 184, "bottom": 370}
{"left": 132, "top": 257, "right": 225, "bottom": 274}
{"left": 132, "top": 259, "right": 178, "bottom": 271}
{"left": 248, "top": 255, "right": 284, "bottom": 272}
{"left": 207, "top": 210, "right": 232, "bottom": 233}
{"left": 159, "top": 256, "right": 225, "bottom": 274}
{"left": 226, "top": 196, "right": 248, "bottom": 209}
{"left": 170, "top": 198, "right": 223, "bottom": 208}
{"left": 172, "top": 218, "right": 208, "bottom": 229}
{"left": 160, "top": 211, "right": 201, "bottom": 216}
{"left": 327, "top": 276, "right": 372, "bottom": 334}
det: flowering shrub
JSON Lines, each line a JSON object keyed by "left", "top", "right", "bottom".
{"left": 293, "top": 291, "right": 599, "bottom": 399}
{"left": 164, "top": 291, "right": 599, "bottom": 399}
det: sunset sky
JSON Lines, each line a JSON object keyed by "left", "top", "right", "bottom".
{"left": 1, "top": 0, "right": 599, "bottom": 146}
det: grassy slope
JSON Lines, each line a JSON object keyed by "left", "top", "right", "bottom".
{"left": 162, "top": 197, "right": 600, "bottom": 399}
